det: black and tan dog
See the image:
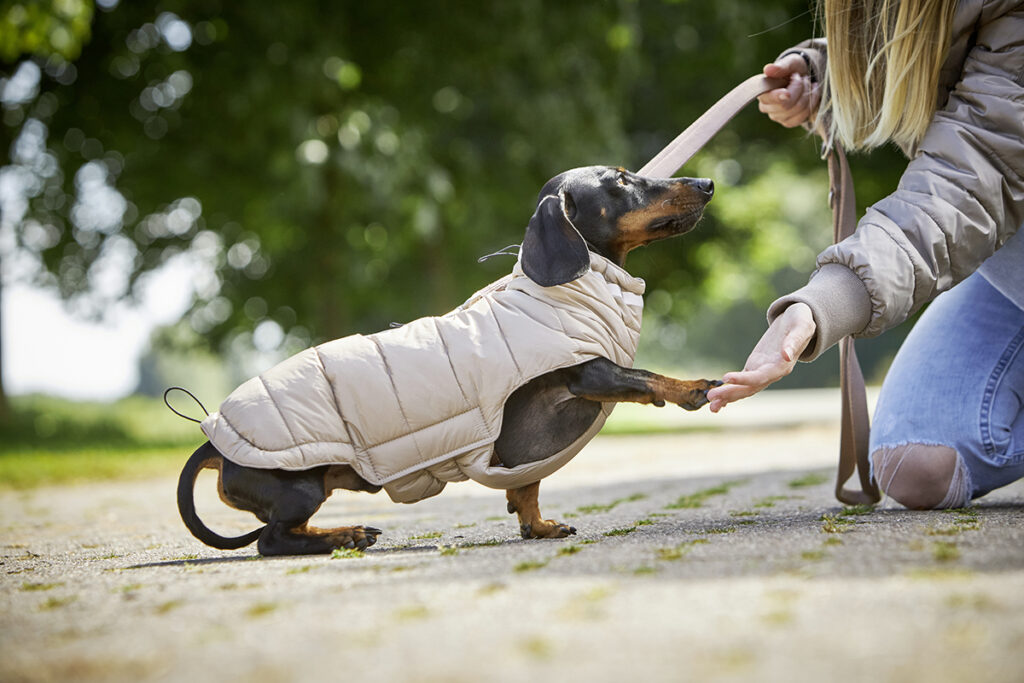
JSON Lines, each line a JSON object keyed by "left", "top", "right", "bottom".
{"left": 178, "top": 166, "right": 718, "bottom": 555}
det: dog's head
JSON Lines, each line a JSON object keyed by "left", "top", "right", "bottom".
{"left": 521, "top": 165, "right": 713, "bottom": 287}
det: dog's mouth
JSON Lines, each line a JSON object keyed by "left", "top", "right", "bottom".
{"left": 646, "top": 205, "right": 707, "bottom": 236}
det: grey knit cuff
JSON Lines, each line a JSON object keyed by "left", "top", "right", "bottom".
{"left": 767, "top": 264, "right": 872, "bottom": 361}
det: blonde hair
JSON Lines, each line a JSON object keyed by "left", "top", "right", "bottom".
{"left": 818, "top": 0, "right": 957, "bottom": 151}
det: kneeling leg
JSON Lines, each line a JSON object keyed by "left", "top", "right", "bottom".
{"left": 871, "top": 443, "right": 970, "bottom": 510}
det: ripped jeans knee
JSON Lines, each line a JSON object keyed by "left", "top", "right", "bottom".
{"left": 870, "top": 443, "right": 972, "bottom": 510}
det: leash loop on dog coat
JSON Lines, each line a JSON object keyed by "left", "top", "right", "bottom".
{"left": 163, "top": 386, "right": 210, "bottom": 425}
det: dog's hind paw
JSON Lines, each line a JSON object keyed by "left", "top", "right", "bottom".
{"left": 520, "top": 520, "right": 577, "bottom": 540}
{"left": 332, "top": 525, "right": 383, "bottom": 551}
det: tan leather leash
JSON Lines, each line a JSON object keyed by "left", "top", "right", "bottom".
{"left": 638, "top": 74, "right": 786, "bottom": 177}
{"left": 637, "top": 73, "right": 880, "bottom": 506}
{"left": 827, "top": 145, "right": 881, "bottom": 505}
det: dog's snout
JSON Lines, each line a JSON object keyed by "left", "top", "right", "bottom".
{"left": 697, "top": 179, "right": 714, "bottom": 197}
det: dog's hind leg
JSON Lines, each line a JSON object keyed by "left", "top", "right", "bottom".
{"left": 506, "top": 481, "right": 576, "bottom": 539}
{"left": 218, "top": 460, "right": 381, "bottom": 556}
{"left": 258, "top": 520, "right": 383, "bottom": 556}
{"left": 252, "top": 479, "right": 382, "bottom": 556}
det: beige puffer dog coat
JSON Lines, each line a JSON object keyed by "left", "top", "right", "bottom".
{"left": 200, "top": 254, "right": 644, "bottom": 503}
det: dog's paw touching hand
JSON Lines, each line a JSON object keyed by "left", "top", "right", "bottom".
{"left": 676, "top": 379, "right": 723, "bottom": 411}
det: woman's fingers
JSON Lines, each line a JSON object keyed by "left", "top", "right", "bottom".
{"left": 763, "top": 53, "right": 809, "bottom": 80}
{"left": 758, "top": 76, "right": 810, "bottom": 127}
{"left": 706, "top": 303, "right": 816, "bottom": 413}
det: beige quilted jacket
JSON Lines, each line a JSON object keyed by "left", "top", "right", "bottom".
{"left": 770, "top": 0, "right": 1024, "bottom": 358}
{"left": 201, "top": 254, "right": 644, "bottom": 504}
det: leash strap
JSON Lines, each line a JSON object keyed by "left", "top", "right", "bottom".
{"left": 638, "top": 73, "right": 879, "bottom": 506}
{"left": 828, "top": 145, "right": 881, "bottom": 505}
{"left": 638, "top": 74, "right": 787, "bottom": 176}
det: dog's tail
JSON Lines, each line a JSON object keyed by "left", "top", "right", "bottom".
{"left": 177, "top": 441, "right": 263, "bottom": 550}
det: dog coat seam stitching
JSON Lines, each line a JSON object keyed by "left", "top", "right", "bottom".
{"left": 312, "top": 344, "right": 374, "bottom": 479}
{"left": 368, "top": 334, "right": 425, "bottom": 464}
{"left": 432, "top": 317, "right": 472, "bottom": 408}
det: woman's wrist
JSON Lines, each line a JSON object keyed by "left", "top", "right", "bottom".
{"left": 767, "top": 264, "right": 872, "bottom": 361}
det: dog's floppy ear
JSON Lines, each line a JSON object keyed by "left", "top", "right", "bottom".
{"left": 521, "top": 194, "right": 591, "bottom": 287}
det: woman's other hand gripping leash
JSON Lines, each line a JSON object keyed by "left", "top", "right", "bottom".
{"left": 757, "top": 53, "right": 820, "bottom": 129}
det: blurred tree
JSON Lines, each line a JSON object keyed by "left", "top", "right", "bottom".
{"left": 1, "top": 0, "right": 907, "bottom": 408}
{"left": 0, "top": 0, "right": 95, "bottom": 419}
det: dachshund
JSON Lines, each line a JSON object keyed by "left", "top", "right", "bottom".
{"left": 177, "top": 166, "right": 717, "bottom": 556}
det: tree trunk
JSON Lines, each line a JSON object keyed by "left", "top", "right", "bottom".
{"left": 0, "top": 273, "right": 10, "bottom": 425}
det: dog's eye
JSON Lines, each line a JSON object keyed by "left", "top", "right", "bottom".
{"left": 616, "top": 170, "right": 628, "bottom": 186}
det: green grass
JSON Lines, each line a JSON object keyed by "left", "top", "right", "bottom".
{"left": 514, "top": 560, "right": 549, "bottom": 572}
{"left": 246, "top": 602, "right": 279, "bottom": 618}
{"left": 0, "top": 446, "right": 190, "bottom": 489}
{"left": 575, "top": 492, "right": 647, "bottom": 515}
{"left": 820, "top": 514, "right": 856, "bottom": 534}
{"left": 787, "top": 472, "right": 829, "bottom": 489}
{"left": 752, "top": 495, "right": 792, "bottom": 508}
{"left": 21, "top": 582, "right": 63, "bottom": 592}
{"left": 0, "top": 395, "right": 205, "bottom": 489}
{"left": 932, "top": 541, "right": 961, "bottom": 563}
{"left": 657, "top": 539, "right": 708, "bottom": 561}
{"left": 410, "top": 531, "right": 443, "bottom": 540}
{"left": 665, "top": 480, "right": 746, "bottom": 510}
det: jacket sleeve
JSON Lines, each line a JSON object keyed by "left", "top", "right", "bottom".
{"left": 769, "top": 7, "right": 1024, "bottom": 360}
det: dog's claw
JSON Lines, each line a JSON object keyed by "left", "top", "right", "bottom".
{"left": 364, "top": 526, "right": 383, "bottom": 536}
{"left": 568, "top": 526, "right": 577, "bottom": 535}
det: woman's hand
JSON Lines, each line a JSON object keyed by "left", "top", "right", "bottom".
{"left": 757, "top": 54, "right": 820, "bottom": 129}
{"left": 706, "top": 303, "right": 816, "bottom": 412}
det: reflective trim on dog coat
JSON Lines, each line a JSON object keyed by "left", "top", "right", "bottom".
{"left": 200, "top": 254, "right": 644, "bottom": 503}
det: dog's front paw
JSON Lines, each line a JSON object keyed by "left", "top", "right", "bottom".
{"left": 676, "top": 379, "right": 723, "bottom": 411}
{"left": 521, "top": 520, "right": 577, "bottom": 539}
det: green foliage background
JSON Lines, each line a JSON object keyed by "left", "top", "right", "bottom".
{"left": 1, "top": 0, "right": 912, "bottom": 407}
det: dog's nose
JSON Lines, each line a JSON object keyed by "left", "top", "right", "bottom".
{"left": 697, "top": 179, "right": 714, "bottom": 196}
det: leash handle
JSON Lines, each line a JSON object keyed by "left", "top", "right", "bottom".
{"left": 637, "top": 74, "right": 787, "bottom": 177}
{"left": 638, "top": 72, "right": 879, "bottom": 505}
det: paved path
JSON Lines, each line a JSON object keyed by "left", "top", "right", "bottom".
{"left": 2, "top": 417, "right": 1023, "bottom": 683}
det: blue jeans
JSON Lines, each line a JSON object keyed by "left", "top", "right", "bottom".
{"left": 871, "top": 271, "right": 1024, "bottom": 504}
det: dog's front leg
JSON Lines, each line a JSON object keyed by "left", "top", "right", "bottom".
{"left": 567, "top": 357, "right": 721, "bottom": 410}
{"left": 506, "top": 482, "right": 576, "bottom": 539}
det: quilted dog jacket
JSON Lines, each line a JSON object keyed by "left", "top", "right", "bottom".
{"left": 200, "top": 254, "right": 644, "bottom": 503}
